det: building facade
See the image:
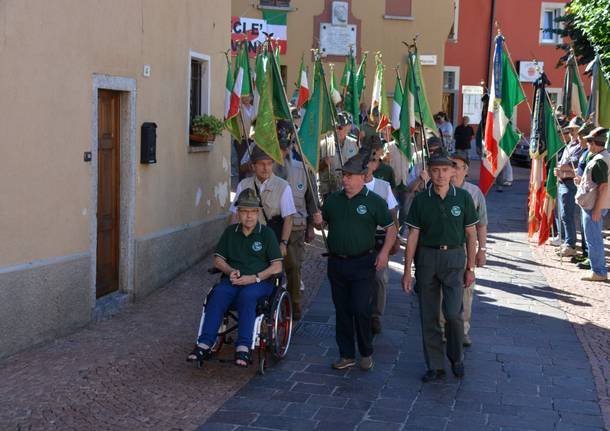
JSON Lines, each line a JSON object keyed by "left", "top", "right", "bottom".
{"left": 231, "top": 0, "right": 455, "bottom": 116}
{"left": 0, "top": 0, "right": 232, "bottom": 358}
{"left": 443, "top": 0, "right": 590, "bottom": 135}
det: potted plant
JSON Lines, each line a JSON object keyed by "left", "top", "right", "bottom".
{"left": 190, "top": 114, "right": 224, "bottom": 145}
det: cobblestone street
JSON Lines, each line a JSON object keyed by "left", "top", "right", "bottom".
{"left": 197, "top": 166, "right": 609, "bottom": 431}
{"left": 1, "top": 166, "right": 609, "bottom": 431}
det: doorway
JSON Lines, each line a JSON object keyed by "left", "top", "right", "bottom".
{"left": 96, "top": 90, "right": 121, "bottom": 298}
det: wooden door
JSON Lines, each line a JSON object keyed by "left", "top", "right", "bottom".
{"left": 96, "top": 90, "right": 121, "bottom": 298}
{"left": 442, "top": 92, "right": 455, "bottom": 125}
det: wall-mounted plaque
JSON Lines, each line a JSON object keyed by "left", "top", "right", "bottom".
{"left": 319, "top": 23, "right": 357, "bottom": 57}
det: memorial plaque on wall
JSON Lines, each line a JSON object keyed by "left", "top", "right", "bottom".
{"left": 319, "top": 23, "right": 357, "bottom": 57}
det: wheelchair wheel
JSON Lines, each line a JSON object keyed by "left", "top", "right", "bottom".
{"left": 271, "top": 289, "right": 293, "bottom": 359}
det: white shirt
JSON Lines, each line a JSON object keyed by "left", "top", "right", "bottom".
{"left": 230, "top": 178, "right": 297, "bottom": 218}
{"left": 365, "top": 177, "right": 398, "bottom": 210}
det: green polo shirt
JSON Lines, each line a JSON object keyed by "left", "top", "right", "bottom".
{"left": 214, "top": 223, "right": 282, "bottom": 276}
{"left": 322, "top": 186, "right": 393, "bottom": 256}
{"left": 406, "top": 184, "right": 478, "bottom": 247}
{"left": 373, "top": 162, "right": 397, "bottom": 189}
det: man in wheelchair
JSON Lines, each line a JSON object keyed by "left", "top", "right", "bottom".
{"left": 187, "top": 188, "right": 283, "bottom": 367}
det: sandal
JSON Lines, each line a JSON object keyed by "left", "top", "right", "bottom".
{"left": 234, "top": 350, "right": 251, "bottom": 368}
{"left": 187, "top": 345, "right": 212, "bottom": 363}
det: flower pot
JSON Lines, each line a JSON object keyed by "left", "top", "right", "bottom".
{"left": 190, "top": 133, "right": 216, "bottom": 145}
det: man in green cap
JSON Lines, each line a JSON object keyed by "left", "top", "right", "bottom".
{"left": 402, "top": 153, "right": 478, "bottom": 381}
{"left": 441, "top": 152, "right": 487, "bottom": 347}
{"left": 231, "top": 146, "right": 296, "bottom": 257}
{"left": 188, "top": 188, "right": 283, "bottom": 368}
{"left": 319, "top": 153, "right": 397, "bottom": 371}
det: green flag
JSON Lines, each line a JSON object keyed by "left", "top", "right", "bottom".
{"left": 252, "top": 50, "right": 283, "bottom": 165}
{"left": 355, "top": 51, "right": 368, "bottom": 102}
{"left": 340, "top": 56, "right": 352, "bottom": 91}
{"left": 267, "top": 46, "right": 292, "bottom": 121}
{"left": 298, "top": 58, "right": 332, "bottom": 172}
{"left": 562, "top": 54, "right": 588, "bottom": 118}
{"left": 344, "top": 51, "right": 359, "bottom": 125}
{"left": 598, "top": 70, "right": 610, "bottom": 128}
{"left": 397, "top": 61, "right": 415, "bottom": 162}
{"left": 410, "top": 51, "right": 437, "bottom": 134}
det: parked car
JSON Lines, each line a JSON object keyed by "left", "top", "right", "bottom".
{"left": 511, "top": 136, "right": 531, "bottom": 167}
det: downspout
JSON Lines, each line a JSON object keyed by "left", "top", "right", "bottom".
{"left": 487, "top": 0, "right": 497, "bottom": 84}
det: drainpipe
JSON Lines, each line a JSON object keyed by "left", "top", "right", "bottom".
{"left": 486, "top": 0, "right": 497, "bottom": 84}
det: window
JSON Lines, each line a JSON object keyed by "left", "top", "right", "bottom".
{"left": 540, "top": 2, "right": 564, "bottom": 44}
{"left": 448, "top": 0, "right": 459, "bottom": 42}
{"left": 188, "top": 51, "right": 211, "bottom": 145}
{"left": 259, "top": 0, "right": 291, "bottom": 8}
{"left": 443, "top": 67, "right": 459, "bottom": 92}
{"left": 547, "top": 87, "right": 563, "bottom": 110}
{"left": 384, "top": 0, "right": 413, "bottom": 19}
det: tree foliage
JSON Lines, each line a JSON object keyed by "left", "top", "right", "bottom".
{"left": 554, "top": 0, "right": 610, "bottom": 79}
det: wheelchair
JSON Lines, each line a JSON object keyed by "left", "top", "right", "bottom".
{"left": 192, "top": 269, "right": 293, "bottom": 375}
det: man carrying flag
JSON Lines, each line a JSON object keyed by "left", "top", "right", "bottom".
{"left": 480, "top": 35, "right": 526, "bottom": 194}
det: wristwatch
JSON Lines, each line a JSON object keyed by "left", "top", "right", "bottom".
{"left": 255, "top": 273, "right": 261, "bottom": 283}
{"left": 281, "top": 240, "right": 289, "bottom": 246}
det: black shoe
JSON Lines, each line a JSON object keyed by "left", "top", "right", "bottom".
{"left": 571, "top": 255, "right": 588, "bottom": 264}
{"left": 372, "top": 317, "right": 382, "bottom": 335}
{"left": 451, "top": 362, "right": 465, "bottom": 378}
{"left": 577, "top": 260, "right": 592, "bottom": 270}
{"left": 421, "top": 369, "right": 446, "bottom": 383}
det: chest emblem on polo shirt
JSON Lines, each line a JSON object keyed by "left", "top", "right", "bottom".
{"left": 356, "top": 204, "right": 368, "bottom": 215}
{"left": 252, "top": 241, "right": 263, "bottom": 252}
{"left": 296, "top": 183, "right": 304, "bottom": 191}
{"left": 451, "top": 205, "right": 462, "bottom": 217}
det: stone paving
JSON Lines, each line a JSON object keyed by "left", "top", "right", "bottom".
{"left": 197, "top": 176, "right": 608, "bottom": 431}
{"left": 0, "top": 238, "right": 327, "bottom": 431}
{"left": 1, "top": 166, "right": 608, "bottom": 431}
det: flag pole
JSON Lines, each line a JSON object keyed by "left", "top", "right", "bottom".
{"left": 495, "top": 24, "right": 533, "bottom": 116}
{"left": 263, "top": 36, "right": 329, "bottom": 250}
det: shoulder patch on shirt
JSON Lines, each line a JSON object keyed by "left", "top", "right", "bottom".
{"left": 252, "top": 241, "right": 263, "bottom": 252}
{"left": 356, "top": 204, "right": 368, "bottom": 215}
{"left": 451, "top": 205, "right": 462, "bottom": 217}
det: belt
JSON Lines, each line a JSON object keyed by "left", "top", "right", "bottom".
{"left": 328, "top": 249, "right": 374, "bottom": 260}
{"left": 421, "top": 245, "right": 461, "bottom": 250}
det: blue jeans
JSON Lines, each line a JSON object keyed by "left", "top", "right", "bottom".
{"left": 581, "top": 209, "right": 608, "bottom": 276}
{"left": 198, "top": 278, "right": 274, "bottom": 348}
{"left": 558, "top": 180, "right": 577, "bottom": 247}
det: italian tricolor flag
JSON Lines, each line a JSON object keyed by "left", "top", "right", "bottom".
{"left": 296, "top": 55, "right": 310, "bottom": 110}
{"left": 390, "top": 74, "right": 403, "bottom": 134}
{"left": 224, "top": 55, "right": 241, "bottom": 141}
{"left": 370, "top": 54, "right": 391, "bottom": 131}
{"left": 480, "top": 36, "right": 525, "bottom": 195}
{"left": 262, "top": 10, "right": 287, "bottom": 54}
